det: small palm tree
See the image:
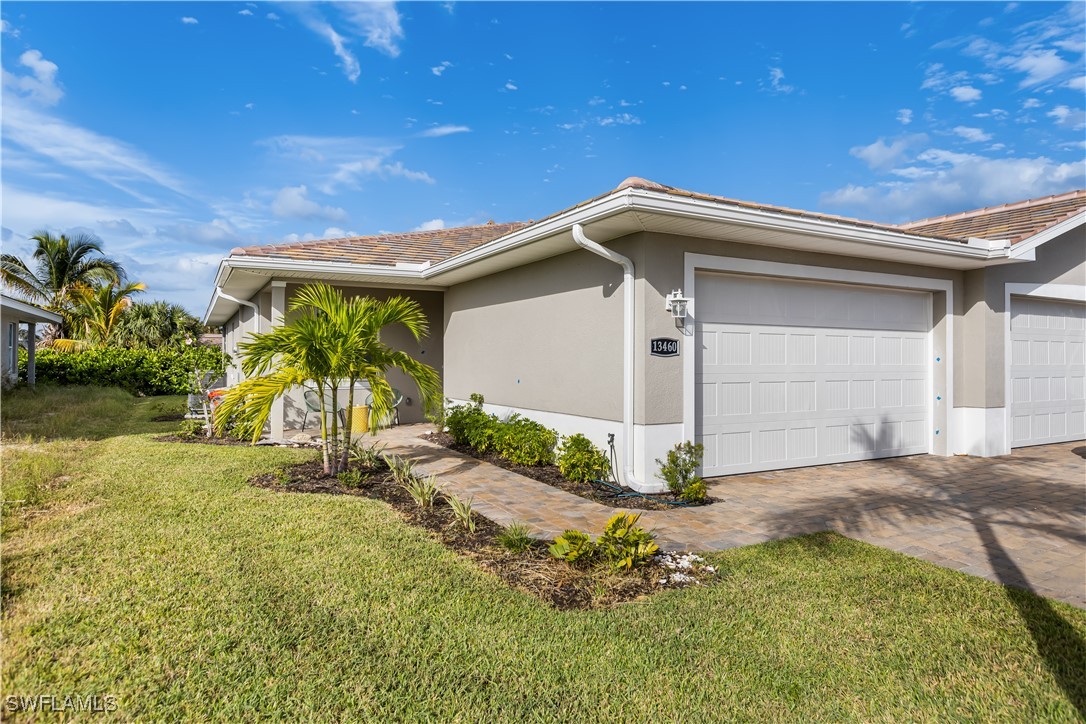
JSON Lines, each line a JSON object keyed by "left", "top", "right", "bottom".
{"left": 113, "top": 300, "right": 202, "bottom": 349}
{"left": 52, "top": 280, "right": 147, "bottom": 352}
{"left": 214, "top": 283, "right": 441, "bottom": 474}
{"left": 0, "top": 231, "right": 124, "bottom": 340}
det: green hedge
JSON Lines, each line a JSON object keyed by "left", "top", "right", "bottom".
{"left": 19, "top": 346, "right": 228, "bottom": 396}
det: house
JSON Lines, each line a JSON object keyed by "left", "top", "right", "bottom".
{"left": 203, "top": 178, "right": 1086, "bottom": 492}
{"left": 0, "top": 294, "right": 63, "bottom": 387}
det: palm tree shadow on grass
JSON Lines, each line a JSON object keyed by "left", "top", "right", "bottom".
{"left": 754, "top": 419, "right": 1086, "bottom": 716}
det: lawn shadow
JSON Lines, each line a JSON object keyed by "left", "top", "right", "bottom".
{"left": 750, "top": 420, "right": 1086, "bottom": 716}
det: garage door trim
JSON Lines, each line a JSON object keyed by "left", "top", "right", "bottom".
{"left": 1004, "top": 282, "right": 1086, "bottom": 449}
{"left": 682, "top": 255, "right": 955, "bottom": 475}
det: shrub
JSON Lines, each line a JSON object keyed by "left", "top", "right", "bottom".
{"left": 497, "top": 522, "right": 534, "bottom": 554}
{"left": 680, "top": 479, "right": 708, "bottom": 504}
{"left": 22, "top": 345, "right": 229, "bottom": 396}
{"left": 177, "top": 419, "right": 205, "bottom": 438}
{"left": 337, "top": 469, "right": 365, "bottom": 488}
{"left": 402, "top": 474, "right": 441, "bottom": 509}
{"left": 557, "top": 434, "right": 610, "bottom": 483}
{"left": 549, "top": 529, "right": 597, "bottom": 564}
{"left": 597, "top": 512, "right": 659, "bottom": 572}
{"left": 656, "top": 441, "right": 705, "bottom": 502}
{"left": 445, "top": 494, "right": 476, "bottom": 533}
{"left": 348, "top": 440, "right": 386, "bottom": 470}
{"left": 495, "top": 414, "right": 558, "bottom": 467}
{"left": 444, "top": 396, "right": 501, "bottom": 452}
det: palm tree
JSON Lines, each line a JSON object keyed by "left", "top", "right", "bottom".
{"left": 52, "top": 280, "right": 147, "bottom": 352}
{"left": 0, "top": 231, "right": 124, "bottom": 340}
{"left": 214, "top": 283, "right": 441, "bottom": 474}
{"left": 113, "top": 300, "right": 202, "bottom": 349}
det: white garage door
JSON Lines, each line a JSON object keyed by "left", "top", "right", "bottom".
{"left": 1009, "top": 297, "right": 1086, "bottom": 447}
{"left": 696, "top": 273, "right": 932, "bottom": 477}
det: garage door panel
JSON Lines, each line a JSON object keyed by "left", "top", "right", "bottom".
{"left": 696, "top": 274, "right": 932, "bottom": 477}
{"left": 1009, "top": 297, "right": 1086, "bottom": 448}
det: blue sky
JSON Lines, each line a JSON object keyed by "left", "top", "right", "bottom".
{"left": 2, "top": 1, "right": 1084, "bottom": 314}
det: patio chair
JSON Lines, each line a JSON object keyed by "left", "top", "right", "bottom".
{"left": 364, "top": 387, "right": 404, "bottom": 427}
{"left": 301, "top": 389, "right": 323, "bottom": 430}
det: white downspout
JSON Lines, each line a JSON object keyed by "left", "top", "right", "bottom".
{"left": 571, "top": 223, "right": 648, "bottom": 490}
{"left": 213, "top": 287, "right": 261, "bottom": 386}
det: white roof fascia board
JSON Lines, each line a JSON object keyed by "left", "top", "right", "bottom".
{"left": 625, "top": 189, "right": 994, "bottom": 262}
{"left": 0, "top": 295, "right": 62, "bottom": 324}
{"left": 1007, "top": 211, "right": 1085, "bottom": 260}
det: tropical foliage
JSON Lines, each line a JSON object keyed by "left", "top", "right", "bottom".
{"left": 214, "top": 283, "right": 441, "bottom": 474}
{"left": 20, "top": 345, "right": 228, "bottom": 396}
{"left": 0, "top": 231, "right": 124, "bottom": 341}
{"left": 113, "top": 300, "right": 204, "bottom": 350}
{"left": 52, "top": 280, "right": 147, "bottom": 352}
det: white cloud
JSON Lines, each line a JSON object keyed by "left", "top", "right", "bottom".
{"left": 588, "top": 96, "right": 606, "bottom": 106}
{"left": 266, "top": 13, "right": 280, "bottom": 21}
{"left": 822, "top": 148, "right": 1085, "bottom": 221}
{"left": 271, "top": 185, "right": 348, "bottom": 222}
{"left": 1023, "top": 97, "right": 1042, "bottom": 109}
{"left": 420, "top": 125, "right": 471, "bottom": 138}
{"left": 1010, "top": 49, "right": 1071, "bottom": 88}
{"left": 431, "top": 61, "right": 452, "bottom": 77}
{"left": 597, "top": 113, "right": 641, "bottom": 127}
{"left": 244, "top": 102, "right": 255, "bottom": 110}
{"left": 1, "top": 19, "right": 20, "bottom": 37}
{"left": 299, "top": 14, "right": 360, "bottom": 83}
{"left": 1064, "top": 75, "right": 1086, "bottom": 92}
{"left": 1047, "top": 105, "right": 1086, "bottom": 130}
{"left": 897, "top": 108, "right": 913, "bottom": 125}
{"left": 949, "top": 85, "right": 982, "bottom": 103}
{"left": 413, "top": 219, "right": 445, "bottom": 231}
{"left": 953, "top": 126, "right": 992, "bottom": 143}
{"left": 260, "top": 134, "right": 435, "bottom": 193}
{"left": 2, "top": 49, "right": 63, "bottom": 106}
{"left": 849, "top": 134, "right": 927, "bottom": 171}
{"left": 181, "top": 17, "right": 198, "bottom": 25}
{"left": 504, "top": 81, "right": 518, "bottom": 91}
{"left": 336, "top": 2, "right": 404, "bottom": 58}
{"left": 766, "top": 67, "right": 795, "bottom": 94}
{"left": 238, "top": 9, "right": 253, "bottom": 16}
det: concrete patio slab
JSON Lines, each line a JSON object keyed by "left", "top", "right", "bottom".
{"left": 371, "top": 425, "right": 1086, "bottom": 609}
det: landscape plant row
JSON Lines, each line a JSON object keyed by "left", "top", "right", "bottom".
{"left": 20, "top": 346, "right": 229, "bottom": 396}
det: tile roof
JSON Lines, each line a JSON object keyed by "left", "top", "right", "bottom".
{"left": 230, "top": 221, "right": 530, "bottom": 266}
{"left": 898, "top": 189, "right": 1086, "bottom": 244}
{"left": 229, "top": 180, "right": 1086, "bottom": 269}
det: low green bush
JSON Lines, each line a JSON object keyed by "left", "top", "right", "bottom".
{"left": 177, "top": 419, "right": 206, "bottom": 438}
{"left": 656, "top": 441, "right": 706, "bottom": 503}
{"left": 21, "top": 346, "right": 228, "bottom": 397}
{"left": 557, "top": 434, "right": 610, "bottom": 483}
{"left": 497, "top": 522, "right": 535, "bottom": 554}
{"left": 597, "top": 512, "right": 658, "bottom": 572}
{"left": 548, "top": 529, "right": 597, "bottom": 564}
{"left": 443, "top": 395, "right": 557, "bottom": 466}
{"left": 337, "top": 469, "right": 365, "bottom": 489}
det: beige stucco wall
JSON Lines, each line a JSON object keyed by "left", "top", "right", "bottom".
{"left": 443, "top": 240, "right": 629, "bottom": 422}
{"left": 961, "top": 227, "right": 1086, "bottom": 408}
{"left": 220, "top": 282, "right": 443, "bottom": 426}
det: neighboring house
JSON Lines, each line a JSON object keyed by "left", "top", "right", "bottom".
{"left": 0, "top": 294, "right": 62, "bottom": 387}
{"left": 203, "top": 178, "right": 1086, "bottom": 492}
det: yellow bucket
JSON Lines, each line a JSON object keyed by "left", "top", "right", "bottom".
{"left": 350, "top": 405, "right": 370, "bottom": 436}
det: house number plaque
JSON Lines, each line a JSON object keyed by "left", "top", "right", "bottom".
{"left": 650, "top": 338, "right": 679, "bottom": 357}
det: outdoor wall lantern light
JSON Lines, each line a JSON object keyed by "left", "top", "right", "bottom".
{"left": 665, "top": 289, "right": 691, "bottom": 327}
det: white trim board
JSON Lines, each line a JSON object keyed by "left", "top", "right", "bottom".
{"left": 1003, "top": 282, "right": 1086, "bottom": 453}
{"left": 682, "top": 254, "right": 957, "bottom": 469}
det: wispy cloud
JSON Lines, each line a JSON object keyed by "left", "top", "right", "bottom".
{"left": 420, "top": 124, "right": 471, "bottom": 138}
{"left": 283, "top": 2, "right": 404, "bottom": 83}
{"left": 431, "top": 60, "right": 452, "bottom": 76}
{"left": 765, "top": 67, "right": 795, "bottom": 94}
{"left": 953, "top": 126, "right": 993, "bottom": 143}
{"left": 504, "top": 80, "right": 518, "bottom": 91}
{"left": 897, "top": 108, "right": 913, "bottom": 125}
{"left": 413, "top": 218, "right": 445, "bottom": 231}
{"left": 181, "top": 16, "right": 199, "bottom": 25}
{"left": 271, "top": 185, "right": 347, "bottom": 222}
{"left": 949, "top": 85, "right": 982, "bottom": 103}
{"left": 260, "top": 134, "right": 435, "bottom": 193}
{"left": 850, "top": 134, "right": 928, "bottom": 171}
{"left": 2, "top": 49, "right": 63, "bottom": 106}
{"left": 238, "top": 9, "right": 253, "bottom": 16}
{"left": 1047, "top": 105, "right": 1086, "bottom": 130}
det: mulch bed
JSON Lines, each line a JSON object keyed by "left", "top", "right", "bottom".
{"left": 425, "top": 432, "right": 714, "bottom": 511}
{"left": 150, "top": 413, "right": 186, "bottom": 422}
{"left": 249, "top": 458, "right": 717, "bottom": 610}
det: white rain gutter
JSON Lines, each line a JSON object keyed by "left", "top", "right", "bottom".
{"left": 571, "top": 223, "right": 647, "bottom": 490}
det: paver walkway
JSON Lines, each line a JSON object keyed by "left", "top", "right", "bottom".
{"left": 373, "top": 425, "right": 1086, "bottom": 608}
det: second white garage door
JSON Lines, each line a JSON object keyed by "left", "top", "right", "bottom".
{"left": 695, "top": 273, "right": 932, "bottom": 477}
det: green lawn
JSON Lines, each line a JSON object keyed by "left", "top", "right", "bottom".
{"left": 2, "top": 386, "right": 1084, "bottom": 720}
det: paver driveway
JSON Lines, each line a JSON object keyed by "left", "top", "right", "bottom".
{"left": 375, "top": 426, "right": 1086, "bottom": 608}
